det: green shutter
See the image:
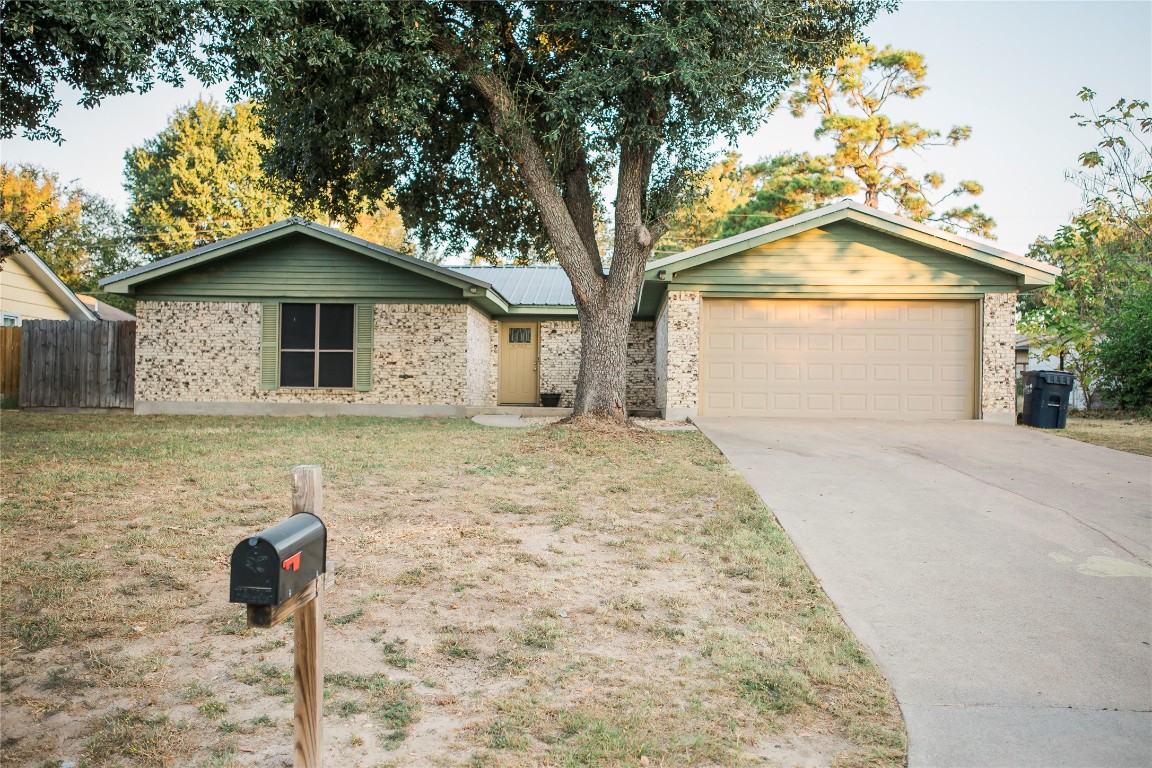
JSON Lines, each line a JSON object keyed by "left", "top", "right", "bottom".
{"left": 354, "top": 303, "right": 374, "bottom": 392}
{"left": 260, "top": 302, "right": 279, "bottom": 390}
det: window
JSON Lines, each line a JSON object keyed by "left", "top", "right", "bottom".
{"left": 280, "top": 304, "right": 355, "bottom": 388}
{"left": 508, "top": 327, "right": 532, "bottom": 343}
{"left": 1, "top": 313, "right": 20, "bottom": 327}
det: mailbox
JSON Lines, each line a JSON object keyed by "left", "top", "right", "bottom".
{"left": 230, "top": 513, "right": 326, "bottom": 606}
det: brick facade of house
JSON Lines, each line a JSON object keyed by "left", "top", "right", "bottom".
{"left": 537, "top": 320, "right": 657, "bottom": 412}
{"left": 135, "top": 301, "right": 658, "bottom": 414}
{"left": 980, "top": 292, "right": 1018, "bottom": 422}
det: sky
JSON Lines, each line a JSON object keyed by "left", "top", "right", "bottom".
{"left": 2, "top": 0, "right": 1150, "bottom": 256}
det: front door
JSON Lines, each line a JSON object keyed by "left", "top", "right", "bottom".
{"left": 498, "top": 321, "right": 539, "bottom": 405}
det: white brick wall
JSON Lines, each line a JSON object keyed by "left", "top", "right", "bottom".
{"left": 136, "top": 301, "right": 658, "bottom": 411}
{"left": 655, "top": 301, "right": 668, "bottom": 410}
{"left": 136, "top": 301, "right": 472, "bottom": 405}
{"left": 981, "top": 292, "right": 1018, "bottom": 420}
{"left": 536, "top": 320, "right": 657, "bottom": 411}
{"left": 466, "top": 306, "right": 498, "bottom": 406}
{"left": 538, "top": 320, "right": 580, "bottom": 403}
{"left": 659, "top": 291, "right": 701, "bottom": 418}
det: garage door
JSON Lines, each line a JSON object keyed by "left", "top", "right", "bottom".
{"left": 700, "top": 299, "right": 977, "bottom": 419}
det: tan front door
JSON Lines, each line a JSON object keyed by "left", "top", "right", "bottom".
{"left": 700, "top": 299, "right": 977, "bottom": 419}
{"left": 498, "top": 321, "right": 539, "bottom": 405}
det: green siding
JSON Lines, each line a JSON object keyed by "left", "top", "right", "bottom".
{"left": 260, "top": 302, "right": 279, "bottom": 390}
{"left": 134, "top": 234, "right": 463, "bottom": 302}
{"left": 672, "top": 221, "right": 1018, "bottom": 296}
{"left": 354, "top": 303, "right": 373, "bottom": 392}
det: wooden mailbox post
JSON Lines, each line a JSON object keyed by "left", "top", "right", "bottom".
{"left": 230, "top": 465, "right": 326, "bottom": 768}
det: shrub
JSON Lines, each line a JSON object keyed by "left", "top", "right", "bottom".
{"left": 1097, "top": 292, "right": 1152, "bottom": 413}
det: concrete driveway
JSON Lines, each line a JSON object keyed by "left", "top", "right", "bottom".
{"left": 694, "top": 418, "right": 1152, "bottom": 768}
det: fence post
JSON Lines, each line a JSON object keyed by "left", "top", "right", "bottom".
{"left": 0, "top": 326, "right": 20, "bottom": 402}
{"left": 291, "top": 465, "right": 324, "bottom": 768}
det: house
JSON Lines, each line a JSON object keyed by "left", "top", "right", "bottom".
{"left": 0, "top": 222, "right": 97, "bottom": 325}
{"left": 100, "top": 201, "right": 1058, "bottom": 422}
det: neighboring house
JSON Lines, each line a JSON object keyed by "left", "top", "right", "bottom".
{"left": 0, "top": 222, "right": 97, "bottom": 325}
{"left": 100, "top": 201, "right": 1058, "bottom": 422}
{"left": 77, "top": 295, "right": 137, "bottom": 322}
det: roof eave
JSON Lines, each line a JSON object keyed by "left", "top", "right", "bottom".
{"left": 2, "top": 224, "right": 97, "bottom": 320}
{"left": 645, "top": 200, "right": 1062, "bottom": 285}
{"left": 98, "top": 218, "right": 505, "bottom": 301}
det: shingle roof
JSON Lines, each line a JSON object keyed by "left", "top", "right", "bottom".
{"left": 449, "top": 266, "right": 575, "bottom": 306}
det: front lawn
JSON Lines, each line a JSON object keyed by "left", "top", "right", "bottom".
{"left": 0, "top": 414, "right": 904, "bottom": 767}
{"left": 1056, "top": 414, "right": 1152, "bottom": 456}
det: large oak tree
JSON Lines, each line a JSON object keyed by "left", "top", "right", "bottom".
{"left": 3, "top": 0, "right": 887, "bottom": 419}
{"left": 213, "top": 1, "right": 886, "bottom": 418}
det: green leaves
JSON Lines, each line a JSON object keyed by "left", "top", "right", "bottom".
{"left": 0, "top": 163, "right": 140, "bottom": 300}
{"left": 1067, "top": 90, "right": 1151, "bottom": 243}
{"left": 123, "top": 99, "right": 308, "bottom": 258}
{"left": 212, "top": 0, "right": 886, "bottom": 263}
{"left": 121, "top": 98, "right": 412, "bottom": 258}
{"left": 788, "top": 41, "right": 995, "bottom": 237}
{"left": 1, "top": 0, "right": 216, "bottom": 143}
{"left": 659, "top": 151, "right": 858, "bottom": 254}
{"left": 1096, "top": 292, "right": 1152, "bottom": 413}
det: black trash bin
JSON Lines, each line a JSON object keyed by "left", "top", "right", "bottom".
{"left": 1021, "top": 371, "right": 1075, "bottom": 429}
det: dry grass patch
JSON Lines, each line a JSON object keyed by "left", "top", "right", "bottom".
{"left": 1054, "top": 414, "right": 1152, "bottom": 455}
{"left": 1, "top": 413, "right": 904, "bottom": 766}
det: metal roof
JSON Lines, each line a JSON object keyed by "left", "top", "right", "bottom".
{"left": 449, "top": 266, "right": 575, "bottom": 306}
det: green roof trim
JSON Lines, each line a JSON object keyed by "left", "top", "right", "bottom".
{"left": 100, "top": 217, "right": 500, "bottom": 301}
{"left": 645, "top": 200, "right": 1060, "bottom": 290}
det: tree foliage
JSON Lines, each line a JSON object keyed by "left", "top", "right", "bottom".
{"left": 1067, "top": 88, "right": 1151, "bottom": 241}
{"left": 659, "top": 153, "right": 755, "bottom": 254}
{"left": 0, "top": 0, "right": 211, "bottom": 143}
{"left": 125, "top": 99, "right": 313, "bottom": 257}
{"left": 209, "top": 0, "right": 885, "bottom": 416}
{"left": 661, "top": 151, "right": 855, "bottom": 254}
{"left": 124, "top": 99, "right": 411, "bottom": 257}
{"left": 1096, "top": 292, "right": 1152, "bottom": 413}
{"left": 0, "top": 163, "right": 140, "bottom": 303}
{"left": 788, "top": 42, "right": 994, "bottom": 237}
{"left": 3, "top": 0, "right": 886, "bottom": 417}
{"left": 1019, "top": 220, "right": 1150, "bottom": 407}
{"left": 1019, "top": 90, "right": 1152, "bottom": 409}
{"left": 717, "top": 152, "right": 857, "bottom": 238}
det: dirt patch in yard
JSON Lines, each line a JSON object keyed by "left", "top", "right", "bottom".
{"left": 0, "top": 414, "right": 905, "bottom": 767}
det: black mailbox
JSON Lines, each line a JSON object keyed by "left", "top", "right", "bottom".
{"left": 230, "top": 513, "right": 326, "bottom": 606}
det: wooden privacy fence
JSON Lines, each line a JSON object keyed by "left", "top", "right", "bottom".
{"left": 19, "top": 320, "right": 135, "bottom": 408}
{"left": 0, "top": 326, "right": 20, "bottom": 401}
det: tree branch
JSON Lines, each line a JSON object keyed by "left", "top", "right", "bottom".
{"left": 429, "top": 33, "right": 602, "bottom": 299}
{"left": 561, "top": 142, "right": 603, "bottom": 272}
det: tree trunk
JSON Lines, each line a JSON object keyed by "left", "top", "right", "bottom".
{"left": 571, "top": 288, "right": 634, "bottom": 418}
{"left": 442, "top": 42, "right": 659, "bottom": 421}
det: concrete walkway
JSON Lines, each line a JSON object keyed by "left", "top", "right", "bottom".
{"left": 695, "top": 418, "right": 1152, "bottom": 767}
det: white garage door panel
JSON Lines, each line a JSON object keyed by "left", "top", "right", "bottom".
{"left": 700, "top": 299, "right": 977, "bottom": 419}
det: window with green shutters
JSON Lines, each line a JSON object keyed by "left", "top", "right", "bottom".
{"left": 260, "top": 303, "right": 372, "bottom": 391}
